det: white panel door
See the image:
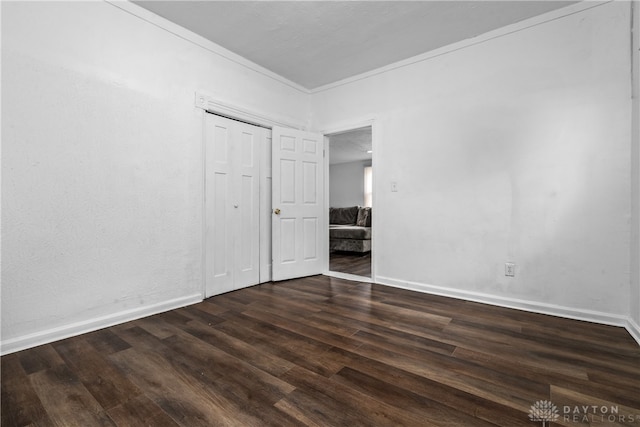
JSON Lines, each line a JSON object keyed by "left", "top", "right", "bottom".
{"left": 205, "top": 114, "right": 263, "bottom": 297}
{"left": 234, "top": 126, "right": 261, "bottom": 289}
{"left": 272, "top": 127, "right": 324, "bottom": 281}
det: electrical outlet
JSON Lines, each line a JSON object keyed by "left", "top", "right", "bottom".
{"left": 505, "top": 262, "right": 516, "bottom": 277}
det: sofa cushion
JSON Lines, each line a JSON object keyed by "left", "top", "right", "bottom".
{"left": 329, "top": 225, "right": 372, "bottom": 240}
{"left": 356, "top": 207, "right": 371, "bottom": 227}
{"left": 329, "top": 206, "right": 359, "bottom": 225}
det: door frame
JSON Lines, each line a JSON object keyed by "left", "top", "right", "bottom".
{"left": 196, "top": 92, "right": 308, "bottom": 299}
{"left": 321, "top": 119, "right": 378, "bottom": 283}
{"left": 196, "top": 92, "right": 377, "bottom": 294}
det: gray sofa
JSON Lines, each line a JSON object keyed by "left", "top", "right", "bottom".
{"left": 329, "top": 206, "right": 372, "bottom": 253}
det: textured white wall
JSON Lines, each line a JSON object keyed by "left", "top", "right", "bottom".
{"left": 312, "top": 2, "right": 633, "bottom": 319}
{"left": 330, "top": 161, "right": 368, "bottom": 208}
{"left": 1, "top": 1, "right": 308, "bottom": 352}
{"left": 2, "top": 0, "right": 637, "bottom": 352}
{"left": 631, "top": 1, "right": 640, "bottom": 333}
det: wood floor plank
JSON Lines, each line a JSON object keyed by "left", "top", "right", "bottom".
{"left": 241, "top": 307, "right": 364, "bottom": 352}
{"left": 329, "top": 251, "right": 371, "bottom": 277}
{"left": 243, "top": 282, "right": 330, "bottom": 305}
{"left": 447, "top": 318, "right": 640, "bottom": 376}
{"left": 280, "top": 365, "right": 438, "bottom": 427}
{"left": 84, "top": 329, "right": 131, "bottom": 355}
{"left": 114, "top": 325, "right": 302, "bottom": 426}
{"left": 161, "top": 332, "right": 296, "bottom": 403}
{"left": 197, "top": 299, "right": 231, "bottom": 316}
{"left": 1, "top": 354, "right": 54, "bottom": 427}
{"left": 214, "top": 311, "right": 345, "bottom": 377}
{"left": 51, "top": 336, "right": 142, "bottom": 410}
{"left": 210, "top": 291, "right": 254, "bottom": 312}
{"left": 323, "top": 346, "right": 533, "bottom": 427}
{"left": 2, "top": 275, "right": 639, "bottom": 426}
{"left": 133, "top": 314, "right": 180, "bottom": 340}
{"left": 246, "top": 297, "right": 360, "bottom": 337}
{"left": 181, "top": 319, "right": 295, "bottom": 377}
{"left": 549, "top": 385, "right": 640, "bottom": 426}
{"left": 17, "top": 344, "right": 65, "bottom": 375}
{"left": 444, "top": 323, "right": 591, "bottom": 380}
{"left": 453, "top": 345, "right": 640, "bottom": 410}
{"left": 351, "top": 341, "right": 547, "bottom": 413}
{"left": 106, "top": 394, "right": 180, "bottom": 427}
{"left": 353, "top": 326, "right": 456, "bottom": 357}
{"left": 381, "top": 296, "right": 525, "bottom": 333}
{"left": 273, "top": 398, "right": 326, "bottom": 427}
{"left": 257, "top": 276, "right": 358, "bottom": 299}
{"left": 29, "top": 363, "right": 116, "bottom": 426}
{"left": 323, "top": 294, "right": 452, "bottom": 333}
{"left": 109, "top": 346, "right": 255, "bottom": 427}
{"left": 329, "top": 292, "right": 453, "bottom": 327}
{"left": 175, "top": 304, "right": 226, "bottom": 326}
{"left": 241, "top": 286, "right": 331, "bottom": 317}
{"left": 331, "top": 366, "right": 499, "bottom": 427}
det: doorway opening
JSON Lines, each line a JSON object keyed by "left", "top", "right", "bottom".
{"left": 327, "top": 126, "right": 373, "bottom": 279}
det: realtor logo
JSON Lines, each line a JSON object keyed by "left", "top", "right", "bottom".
{"left": 529, "top": 400, "right": 560, "bottom": 426}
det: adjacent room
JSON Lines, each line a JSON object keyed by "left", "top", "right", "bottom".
{"left": 2, "top": 1, "right": 640, "bottom": 425}
{"left": 328, "top": 127, "right": 373, "bottom": 279}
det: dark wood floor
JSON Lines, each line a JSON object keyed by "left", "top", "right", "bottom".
{"left": 2, "top": 276, "right": 640, "bottom": 427}
{"left": 329, "top": 251, "right": 371, "bottom": 277}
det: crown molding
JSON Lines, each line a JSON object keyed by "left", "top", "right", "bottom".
{"left": 104, "top": 0, "right": 310, "bottom": 94}
{"left": 311, "top": 1, "right": 611, "bottom": 94}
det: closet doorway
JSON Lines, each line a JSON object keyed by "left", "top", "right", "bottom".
{"left": 327, "top": 127, "right": 373, "bottom": 279}
{"left": 203, "top": 110, "right": 326, "bottom": 298}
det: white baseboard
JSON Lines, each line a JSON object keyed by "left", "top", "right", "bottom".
{"left": 626, "top": 317, "right": 640, "bottom": 346}
{"left": 0, "top": 293, "right": 203, "bottom": 356}
{"left": 325, "top": 270, "right": 374, "bottom": 283}
{"left": 376, "top": 276, "right": 638, "bottom": 344}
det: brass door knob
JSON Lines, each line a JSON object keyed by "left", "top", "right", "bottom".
{"left": 274, "top": 208, "right": 281, "bottom": 215}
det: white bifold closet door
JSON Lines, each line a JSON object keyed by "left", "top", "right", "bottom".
{"left": 205, "top": 113, "right": 267, "bottom": 297}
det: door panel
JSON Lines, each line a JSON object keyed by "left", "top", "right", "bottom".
{"left": 235, "top": 127, "right": 260, "bottom": 289}
{"left": 206, "top": 120, "right": 234, "bottom": 295}
{"left": 239, "top": 175, "right": 254, "bottom": 270}
{"left": 272, "top": 127, "right": 324, "bottom": 281}
{"left": 280, "top": 159, "right": 296, "bottom": 203}
{"left": 259, "top": 135, "right": 273, "bottom": 283}
{"left": 280, "top": 218, "right": 296, "bottom": 263}
{"left": 212, "top": 173, "right": 228, "bottom": 279}
{"left": 303, "top": 217, "right": 318, "bottom": 260}
{"left": 205, "top": 114, "right": 264, "bottom": 297}
{"left": 303, "top": 161, "right": 317, "bottom": 203}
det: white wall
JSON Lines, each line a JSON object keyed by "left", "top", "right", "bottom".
{"left": 312, "top": 2, "right": 633, "bottom": 322}
{"left": 3, "top": 1, "right": 638, "bottom": 352}
{"left": 631, "top": 1, "right": 640, "bottom": 337}
{"left": 1, "top": 1, "right": 308, "bottom": 353}
{"left": 330, "top": 161, "right": 369, "bottom": 207}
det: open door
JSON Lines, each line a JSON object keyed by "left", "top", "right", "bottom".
{"left": 272, "top": 126, "right": 325, "bottom": 281}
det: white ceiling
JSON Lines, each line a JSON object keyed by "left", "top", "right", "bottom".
{"left": 133, "top": 1, "right": 577, "bottom": 90}
{"left": 329, "top": 127, "right": 372, "bottom": 165}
